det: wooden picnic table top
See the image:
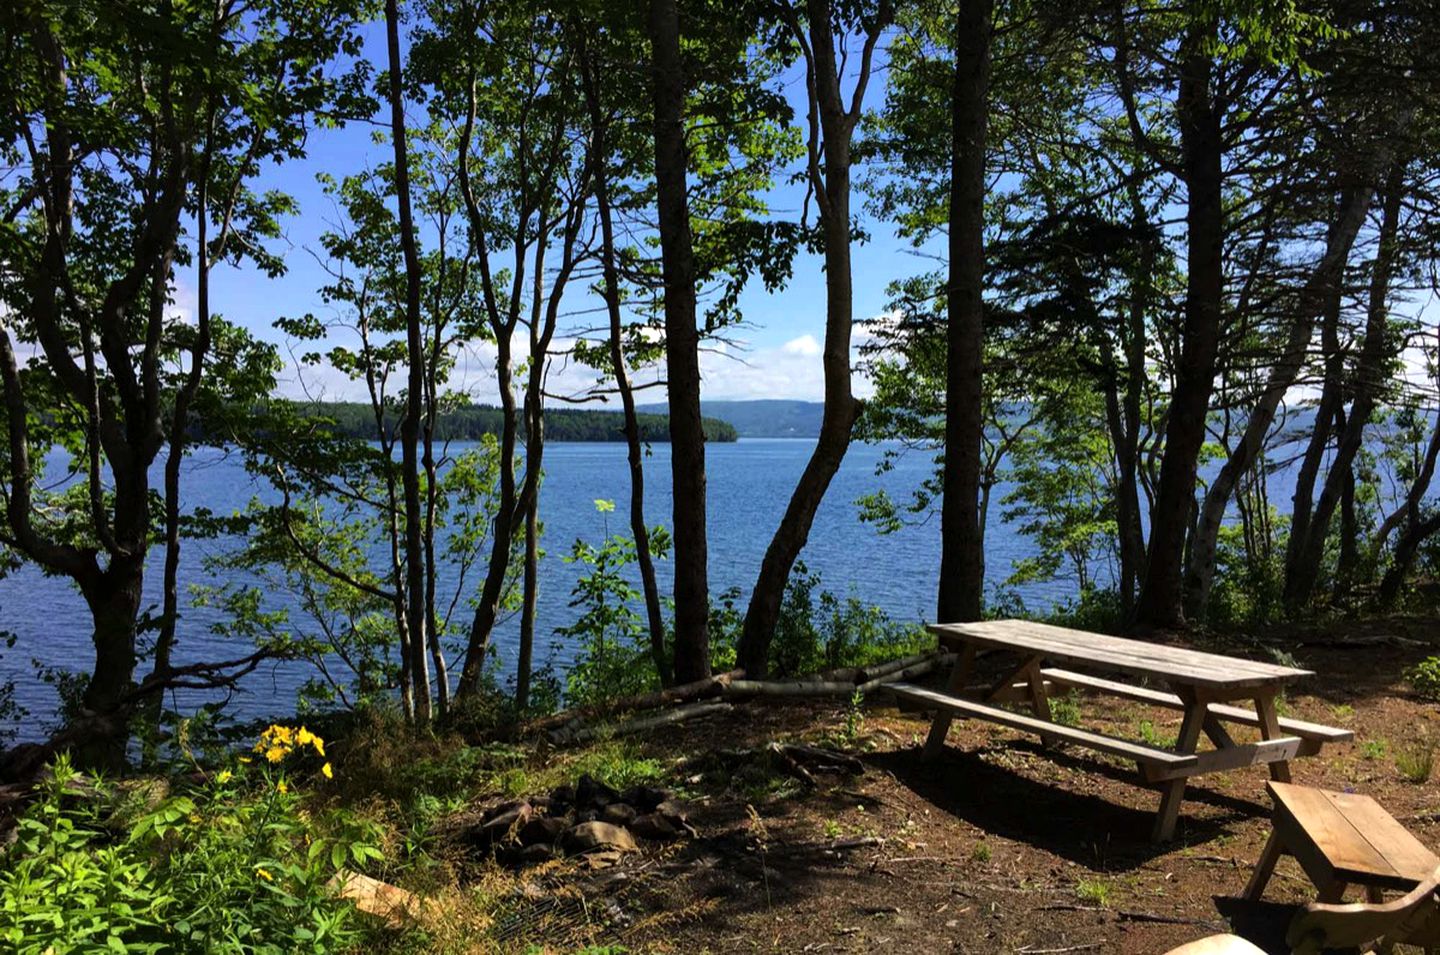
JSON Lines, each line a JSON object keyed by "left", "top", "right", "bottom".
{"left": 926, "top": 618, "right": 1313, "bottom": 691}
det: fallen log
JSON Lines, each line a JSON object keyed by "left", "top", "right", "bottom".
{"left": 550, "top": 700, "right": 734, "bottom": 745}
{"left": 526, "top": 670, "right": 742, "bottom": 736}
{"left": 723, "top": 652, "right": 953, "bottom": 700}
{"left": 538, "top": 652, "right": 952, "bottom": 745}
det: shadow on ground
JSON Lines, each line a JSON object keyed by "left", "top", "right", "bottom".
{"left": 867, "top": 742, "right": 1268, "bottom": 870}
{"left": 1213, "top": 895, "right": 1302, "bottom": 954}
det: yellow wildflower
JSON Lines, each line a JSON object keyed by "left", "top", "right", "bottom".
{"left": 296, "top": 727, "right": 314, "bottom": 747}
{"left": 321, "top": 762, "right": 333, "bottom": 780}
{"left": 255, "top": 867, "right": 274, "bottom": 882}
{"left": 312, "top": 736, "right": 325, "bottom": 757}
{"left": 264, "top": 745, "right": 287, "bottom": 764}
{"left": 276, "top": 779, "right": 288, "bottom": 794}
{"left": 216, "top": 769, "right": 233, "bottom": 784}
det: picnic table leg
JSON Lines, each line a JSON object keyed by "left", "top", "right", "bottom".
{"left": 1244, "top": 830, "right": 1284, "bottom": 900}
{"left": 977, "top": 655, "right": 1055, "bottom": 747}
{"left": 922, "top": 643, "right": 976, "bottom": 759}
{"left": 1254, "top": 692, "right": 1292, "bottom": 783}
{"left": 1152, "top": 688, "right": 1208, "bottom": 843}
{"left": 1024, "top": 660, "right": 1057, "bottom": 748}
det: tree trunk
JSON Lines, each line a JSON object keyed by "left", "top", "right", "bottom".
{"left": 648, "top": 0, "right": 710, "bottom": 683}
{"left": 580, "top": 40, "right": 671, "bottom": 686}
{"left": 1379, "top": 510, "right": 1440, "bottom": 607}
{"left": 385, "top": 0, "right": 432, "bottom": 723}
{"left": 1135, "top": 25, "right": 1222, "bottom": 631}
{"left": 738, "top": 0, "right": 880, "bottom": 676}
{"left": 1184, "top": 181, "right": 1376, "bottom": 620}
{"left": 1334, "top": 450, "right": 1358, "bottom": 601}
{"left": 459, "top": 332, "right": 519, "bottom": 696}
{"left": 1287, "top": 166, "right": 1405, "bottom": 609}
{"left": 1377, "top": 362, "right": 1440, "bottom": 605}
{"left": 1109, "top": 178, "right": 1153, "bottom": 621}
{"left": 1283, "top": 290, "right": 1344, "bottom": 602}
{"left": 76, "top": 558, "right": 144, "bottom": 771}
{"left": 938, "top": 0, "right": 992, "bottom": 625}
{"left": 1374, "top": 369, "right": 1440, "bottom": 557}
{"left": 517, "top": 429, "right": 539, "bottom": 713}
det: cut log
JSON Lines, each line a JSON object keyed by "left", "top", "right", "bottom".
{"left": 332, "top": 870, "right": 425, "bottom": 927}
{"left": 526, "top": 670, "right": 741, "bottom": 735}
{"left": 550, "top": 700, "right": 734, "bottom": 745}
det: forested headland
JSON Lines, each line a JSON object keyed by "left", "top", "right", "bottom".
{"left": 288, "top": 401, "right": 740, "bottom": 443}
{"left": 4, "top": 0, "right": 1440, "bottom": 950}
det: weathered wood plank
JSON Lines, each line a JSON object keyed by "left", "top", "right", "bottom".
{"left": 928, "top": 619, "right": 1311, "bottom": 689}
{"left": 1271, "top": 782, "right": 1402, "bottom": 886}
{"left": 1317, "top": 788, "right": 1440, "bottom": 888}
{"left": 1145, "top": 736, "right": 1305, "bottom": 781}
{"left": 887, "top": 682, "right": 1197, "bottom": 769}
{"left": 1041, "top": 668, "right": 1353, "bottom": 743}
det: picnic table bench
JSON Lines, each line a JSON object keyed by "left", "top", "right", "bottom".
{"left": 887, "top": 619, "right": 1353, "bottom": 841}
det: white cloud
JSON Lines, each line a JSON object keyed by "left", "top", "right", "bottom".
{"left": 270, "top": 323, "right": 881, "bottom": 405}
{"left": 781, "top": 334, "right": 822, "bottom": 357}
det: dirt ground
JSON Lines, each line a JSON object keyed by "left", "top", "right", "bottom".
{"left": 467, "top": 615, "right": 1440, "bottom": 954}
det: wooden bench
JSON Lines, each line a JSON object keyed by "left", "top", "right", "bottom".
{"left": 1042, "top": 668, "right": 1355, "bottom": 752}
{"left": 887, "top": 683, "right": 1198, "bottom": 772}
{"left": 1248, "top": 782, "right": 1440, "bottom": 904}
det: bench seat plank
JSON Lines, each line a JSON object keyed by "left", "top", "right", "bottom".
{"left": 887, "top": 682, "right": 1198, "bottom": 770}
{"left": 1042, "top": 668, "right": 1353, "bottom": 744}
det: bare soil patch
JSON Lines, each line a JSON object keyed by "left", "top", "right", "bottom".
{"left": 439, "top": 615, "right": 1440, "bottom": 953}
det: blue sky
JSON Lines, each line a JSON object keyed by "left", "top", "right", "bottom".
{"left": 198, "top": 20, "right": 939, "bottom": 404}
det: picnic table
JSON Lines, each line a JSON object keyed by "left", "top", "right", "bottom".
{"left": 888, "top": 619, "right": 1353, "bottom": 841}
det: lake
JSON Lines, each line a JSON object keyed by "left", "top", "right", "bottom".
{"left": 0, "top": 437, "right": 1188, "bottom": 738}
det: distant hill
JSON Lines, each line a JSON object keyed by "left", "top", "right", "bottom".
{"left": 286, "top": 402, "right": 739, "bottom": 443}
{"left": 638, "top": 399, "right": 824, "bottom": 438}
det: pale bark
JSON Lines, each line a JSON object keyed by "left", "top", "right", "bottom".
{"left": 739, "top": 0, "right": 889, "bottom": 673}
{"left": 1184, "top": 181, "right": 1377, "bottom": 619}
{"left": 1287, "top": 167, "right": 1406, "bottom": 609}
{"left": 386, "top": 0, "right": 433, "bottom": 722}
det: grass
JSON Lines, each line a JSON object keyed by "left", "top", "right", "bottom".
{"left": 971, "top": 841, "right": 992, "bottom": 863}
{"left": 1075, "top": 878, "right": 1114, "bottom": 907}
{"left": 1137, "top": 719, "right": 1176, "bottom": 750}
{"left": 1049, "top": 691, "right": 1082, "bottom": 728}
{"left": 1360, "top": 739, "right": 1389, "bottom": 761}
{"left": 566, "top": 739, "right": 667, "bottom": 791}
{"left": 1396, "top": 741, "right": 1435, "bottom": 784}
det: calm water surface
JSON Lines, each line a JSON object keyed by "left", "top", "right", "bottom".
{"left": 0, "top": 438, "right": 1101, "bottom": 738}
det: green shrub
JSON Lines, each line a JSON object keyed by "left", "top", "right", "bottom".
{"left": 557, "top": 501, "right": 670, "bottom": 707}
{"left": 1045, "top": 589, "right": 1124, "bottom": 634}
{"left": 0, "top": 631, "right": 22, "bottom": 745}
{"left": 0, "top": 728, "right": 381, "bottom": 954}
{"left": 1406, "top": 656, "right": 1440, "bottom": 702}
{"left": 764, "top": 561, "right": 929, "bottom": 678}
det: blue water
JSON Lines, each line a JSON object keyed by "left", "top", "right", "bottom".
{"left": 0, "top": 437, "right": 1222, "bottom": 738}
